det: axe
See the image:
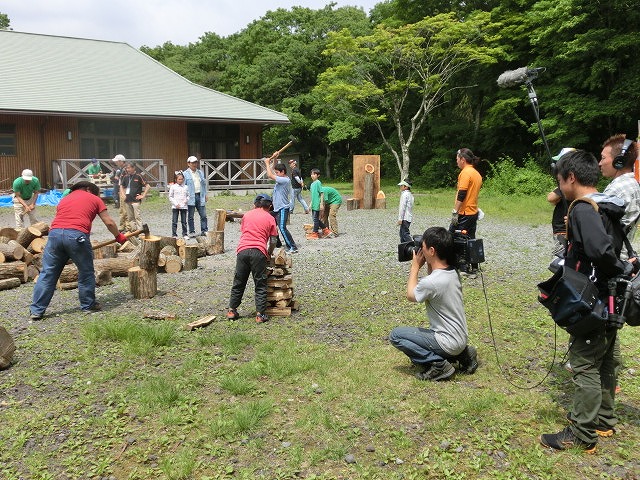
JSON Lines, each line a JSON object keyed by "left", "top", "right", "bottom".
{"left": 92, "top": 223, "right": 150, "bottom": 250}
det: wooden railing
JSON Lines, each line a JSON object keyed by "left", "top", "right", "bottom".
{"left": 199, "top": 158, "right": 270, "bottom": 190}
{"left": 53, "top": 159, "right": 168, "bottom": 191}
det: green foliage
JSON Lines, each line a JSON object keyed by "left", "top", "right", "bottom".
{"left": 483, "top": 156, "right": 555, "bottom": 196}
{"left": 0, "top": 12, "right": 9, "bottom": 29}
{"left": 82, "top": 317, "right": 176, "bottom": 355}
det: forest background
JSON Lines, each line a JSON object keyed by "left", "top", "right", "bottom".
{"left": 2, "top": 0, "right": 639, "bottom": 188}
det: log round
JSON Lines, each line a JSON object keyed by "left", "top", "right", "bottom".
{"left": 0, "top": 227, "right": 18, "bottom": 241}
{"left": 0, "top": 241, "right": 25, "bottom": 261}
{"left": 164, "top": 255, "right": 183, "bottom": 273}
{"left": 138, "top": 235, "right": 162, "bottom": 271}
{"left": 93, "top": 256, "right": 139, "bottom": 277}
{"left": 30, "top": 222, "right": 50, "bottom": 236}
{"left": 15, "top": 228, "right": 38, "bottom": 249}
{"left": 0, "top": 277, "right": 21, "bottom": 290}
{"left": 0, "top": 261, "right": 28, "bottom": 283}
{"left": 28, "top": 237, "right": 47, "bottom": 254}
{"left": 128, "top": 266, "right": 157, "bottom": 299}
{"left": 182, "top": 245, "right": 199, "bottom": 271}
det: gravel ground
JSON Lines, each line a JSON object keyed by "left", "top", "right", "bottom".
{"left": 0, "top": 192, "right": 552, "bottom": 326}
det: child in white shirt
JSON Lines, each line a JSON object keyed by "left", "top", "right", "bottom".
{"left": 169, "top": 172, "right": 189, "bottom": 238}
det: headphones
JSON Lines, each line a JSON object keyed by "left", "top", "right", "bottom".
{"left": 613, "top": 138, "right": 633, "bottom": 170}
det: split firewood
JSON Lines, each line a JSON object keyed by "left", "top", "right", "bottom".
{"left": 212, "top": 209, "right": 227, "bottom": 232}
{"left": 184, "top": 315, "right": 216, "bottom": 331}
{"left": 143, "top": 310, "right": 177, "bottom": 320}
{"left": 265, "top": 307, "right": 292, "bottom": 317}
{"left": 157, "top": 253, "right": 167, "bottom": 268}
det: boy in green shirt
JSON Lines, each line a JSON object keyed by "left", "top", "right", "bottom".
{"left": 86, "top": 158, "right": 102, "bottom": 175}
{"left": 308, "top": 168, "right": 330, "bottom": 239}
{"left": 321, "top": 185, "right": 342, "bottom": 237}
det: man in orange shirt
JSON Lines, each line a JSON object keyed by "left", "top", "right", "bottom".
{"left": 450, "top": 148, "right": 483, "bottom": 272}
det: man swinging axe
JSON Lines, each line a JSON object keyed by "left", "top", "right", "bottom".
{"left": 30, "top": 181, "right": 131, "bottom": 320}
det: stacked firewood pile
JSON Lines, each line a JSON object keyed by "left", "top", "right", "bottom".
{"left": 265, "top": 248, "right": 299, "bottom": 317}
{"left": 0, "top": 222, "right": 50, "bottom": 290}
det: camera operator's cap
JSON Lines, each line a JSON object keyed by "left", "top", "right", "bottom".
{"left": 552, "top": 147, "right": 576, "bottom": 161}
{"left": 254, "top": 193, "right": 272, "bottom": 204}
{"left": 397, "top": 180, "right": 411, "bottom": 188}
{"left": 112, "top": 154, "right": 125, "bottom": 162}
{"left": 21, "top": 169, "right": 33, "bottom": 181}
{"left": 91, "top": 158, "right": 98, "bottom": 163}
{"left": 288, "top": 159, "right": 296, "bottom": 164}
{"left": 187, "top": 156, "right": 198, "bottom": 163}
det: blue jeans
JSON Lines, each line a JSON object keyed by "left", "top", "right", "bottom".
{"left": 399, "top": 220, "right": 412, "bottom": 243}
{"left": 172, "top": 208, "right": 188, "bottom": 237}
{"left": 187, "top": 193, "right": 208, "bottom": 235}
{"left": 389, "top": 326, "right": 448, "bottom": 366}
{"left": 290, "top": 188, "right": 309, "bottom": 213}
{"left": 312, "top": 209, "right": 326, "bottom": 233}
{"left": 31, "top": 228, "right": 97, "bottom": 315}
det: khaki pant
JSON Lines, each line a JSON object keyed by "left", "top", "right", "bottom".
{"left": 124, "top": 202, "right": 143, "bottom": 232}
{"left": 13, "top": 196, "right": 38, "bottom": 229}
{"left": 323, "top": 203, "right": 341, "bottom": 234}
{"left": 118, "top": 195, "right": 128, "bottom": 231}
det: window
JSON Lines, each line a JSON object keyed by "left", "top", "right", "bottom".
{"left": 187, "top": 123, "right": 239, "bottom": 159}
{"left": 79, "top": 120, "right": 141, "bottom": 159}
{"left": 0, "top": 124, "right": 17, "bottom": 156}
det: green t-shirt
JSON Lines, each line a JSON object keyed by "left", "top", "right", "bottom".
{"left": 310, "top": 179, "right": 323, "bottom": 210}
{"left": 322, "top": 186, "right": 342, "bottom": 205}
{"left": 87, "top": 163, "right": 102, "bottom": 175}
{"left": 13, "top": 176, "right": 41, "bottom": 200}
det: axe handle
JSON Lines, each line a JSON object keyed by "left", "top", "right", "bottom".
{"left": 275, "top": 140, "right": 294, "bottom": 156}
{"left": 92, "top": 229, "right": 143, "bottom": 250}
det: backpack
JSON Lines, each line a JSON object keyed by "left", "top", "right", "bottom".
{"left": 568, "top": 197, "right": 640, "bottom": 327}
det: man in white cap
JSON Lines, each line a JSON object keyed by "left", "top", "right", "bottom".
{"left": 12, "top": 168, "right": 40, "bottom": 228}
{"left": 182, "top": 155, "right": 208, "bottom": 237}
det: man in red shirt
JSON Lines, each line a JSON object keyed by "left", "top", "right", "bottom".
{"left": 30, "top": 181, "right": 126, "bottom": 320}
{"left": 227, "top": 194, "right": 278, "bottom": 324}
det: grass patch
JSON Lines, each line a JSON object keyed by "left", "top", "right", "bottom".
{"left": 82, "top": 316, "right": 176, "bottom": 355}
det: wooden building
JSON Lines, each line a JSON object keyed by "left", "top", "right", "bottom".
{"left": 0, "top": 31, "right": 289, "bottom": 190}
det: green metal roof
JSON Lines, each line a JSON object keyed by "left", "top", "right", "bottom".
{"left": 0, "top": 31, "right": 290, "bottom": 124}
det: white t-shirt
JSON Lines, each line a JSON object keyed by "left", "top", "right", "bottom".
{"left": 413, "top": 267, "right": 468, "bottom": 355}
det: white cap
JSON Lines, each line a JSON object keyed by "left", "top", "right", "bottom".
{"left": 552, "top": 147, "right": 575, "bottom": 161}
{"left": 397, "top": 180, "right": 411, "bottom": 188}
{"left": 112, "top": 154, "right": 126, "bottom": 162}
{"left": 21, "top": 169, "right": 33, "bottom": 181}
{"left": 187, "top": 156, "right": 198, "bottom": 163}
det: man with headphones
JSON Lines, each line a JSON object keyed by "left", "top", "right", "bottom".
{"left": 599, "top": 134, "right": 640, "bottom": 249}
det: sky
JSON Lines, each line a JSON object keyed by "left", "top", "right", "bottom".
{"left": 3, "top": 0, "right": 382, "bottom": 48}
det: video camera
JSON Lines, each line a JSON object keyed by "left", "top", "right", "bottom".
{"left": 397, "top": 230, "right": 485, "bottom": 271}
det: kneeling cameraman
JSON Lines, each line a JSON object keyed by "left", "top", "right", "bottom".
{"left": 389, "top": 226, "right": 478, "bottom": 381}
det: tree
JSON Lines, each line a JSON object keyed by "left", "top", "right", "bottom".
{"left": 316, "top": 12, "right": 502, "bottom": 180}
{"left": 0, "top": 12, "right": 10, "bottom": 30}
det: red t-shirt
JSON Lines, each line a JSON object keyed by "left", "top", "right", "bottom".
{"left": 236, "top": 207, "right": 277, "bottom": 257}
{"left": 51, "top": 190, "right": 107, "bottom": 233}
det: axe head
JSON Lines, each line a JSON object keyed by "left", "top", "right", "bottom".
{"left": 141, "top": 223, "right": 150, "bottom": 238}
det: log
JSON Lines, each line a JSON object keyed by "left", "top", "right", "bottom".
{"left": 0, "top": 242, "right": 25, "bottom": 261}
{"left": 26, "top": 264, "right": 39, "bottom": 281}
{"left": 157, "top": 235, "right": 185, "bottom": 251}
{"left": 0, "top": 227, "right": 18, "bottom": 241}
{"left": 0, "top": 261, "right": 28, "bottom": 283}
{"left": 22, "top": 250, "right": 33, "bottom": 265}
{"left": 160, "top": 245, "right": 177, "bottom": 256}
{"left": 184, "top": 315, "right": 216, "bottom": 331}
{"left": 59, "top": 264, "right": 79, "bottom": 283}
{"left": 265, "top": 306, "right": 292, "bottom": 317}
{"left": 138, "top": 235, "right": 162, "bottom": 270}
{"left": 164, "top": 255, "right": 183, "bottom": 273}
{"left": 0, "top": 252, "right": 5, "bottom": 263}
{"left": 375, "top": 198, "right": 386, "bottom": 209}
{"left": 58, "top": 281, "right": 78, "bottom": 290}
{"left": 93, "top": 243, "right": 118, "bottom": 259}
{"left": 157, "top": 253, "right": 167, "bottom": 267}
{"left": 363, "top": 170, "right": 374, "bottom": 209}
{"left": 0, "top": 277, "right": 21, "bottom": 290}
{"left": 93, "top": 256, "right": 139, "bottom": 277}
{"left": 0, "top": 326, "right": 16, "bottom": 370}
{"left": 95, "top": 270, "right": 112, "bottom": 286}
{"left": 30, "top": 222, "right": 50, "bottom": 236}
{"left": 28, "top": 237, "right": 47, "bottom": 254}
{"left": 128, "top": 266, "right": 157, "bottom": 299}
{"left": 267, "top": 288, "right": 293, "bottom": 301}
{"left": 347, "top": 198, "right": 360, "bottom": 211}
{"left": 206, "top": 231, "right": 224, "bottom": 255}
{"left": 213, "top": 209, "right": 227, "bottom": 232}
{"left": 15, "top": 227, "right": 39, "bottom": 248}
{"left": 182, "top": 245, "right": 199, "bottom": 271}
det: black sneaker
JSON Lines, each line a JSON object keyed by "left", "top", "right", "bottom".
{"left": 415, "top": 360, "right": 455, "bottom": 381}
{"left": 539, "top": 426, "right": 596, "bottom": 453}
{"left": 456, "top": 345, "right": 478, "bottom": 374}
{"left": 30, "top": 313, "right": 43, "bottom": 321}
{"left": 83, "top": 302, "right": 102, "bottom": 313}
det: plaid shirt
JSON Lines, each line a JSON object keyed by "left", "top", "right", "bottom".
{"left": 603, "top": 172, "right": 640, "bottom": 242}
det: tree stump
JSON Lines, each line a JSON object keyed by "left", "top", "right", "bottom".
{"left": 205, "top": 231, "right": 224, "bottom": 255}
{"left": 182, "top": 245, "right": 199, "bottom": 271}
{"left": 128, "top": 266, "right": 157, "bottom": 299}
{"left": 0, "top": 326, "right": 15, "bottom": 370}
{"left": 138, "top": 235, "right": 162, "bottom": 271}
{"left": 213, "top": 209, "right": 227, "bottom": 232}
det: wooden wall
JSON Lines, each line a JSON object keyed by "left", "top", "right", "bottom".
{"left": 0, "top": 114, "right": 269, "bottom": 190}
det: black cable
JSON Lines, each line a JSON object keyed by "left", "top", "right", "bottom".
{"left": 480, "top": 268, "right": 570, "bottom": 390}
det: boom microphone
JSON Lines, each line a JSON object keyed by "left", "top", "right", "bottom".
{"left": 497, "top": 67, "right": 545, "bottom": 88}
